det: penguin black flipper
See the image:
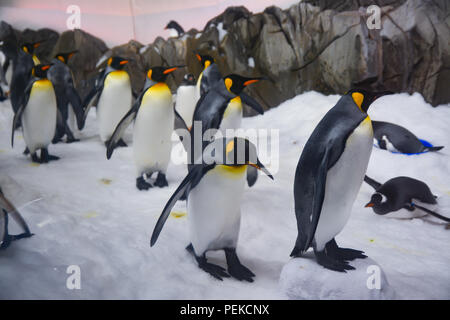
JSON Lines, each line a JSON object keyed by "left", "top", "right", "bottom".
{"left": 81, "top": 71, "right": 107, "bottom": 129}
{"left": 174, "top": 108, "right": 190, "bottom": 152}
{"left": 11, "top": 78, "right": 35, "bottom": 147}
{"left": 240, "top": 92, "right": 264, "bottom": 115}
{"left": 246, "top": 165, "right": 258, "bottom": 187}
{"left": 65, "top": 78, "right": 84, "bottom": 130}
{"left": 151, "top": 165, "right": 206, "bottom": 246}
{"left": 106, "top": 96, "right": 142, "bottom": 160}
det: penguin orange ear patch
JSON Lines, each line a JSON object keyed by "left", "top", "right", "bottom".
{"left": 107, "top": 57, "right": 113, "bottom": 66}
{"left": 351, "top": 92, "right": 364, "bottom": 110}
{"left": 147, "top": 69, "right": 153, "bottom": 79}
{"left": 225, "top": 78, "right": 233, "bottom": 92}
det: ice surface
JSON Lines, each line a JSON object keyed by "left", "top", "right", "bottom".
{"left": 0, "top": 91, "right": 448, "bottom": 299}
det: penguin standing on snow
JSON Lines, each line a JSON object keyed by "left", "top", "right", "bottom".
{"left": 174, "top": 73, "right": 197, "bottom": 128}
{"left": 290, "top": 89, "right": 393, "bottom": 272}
{"left": 0, "top": 186, "right": 33, "bottom": 250}
{"left": 11, "top": 64, "right": 59, "bottom": 163}
{"left": 363, "top": 175, "right": 449, "bottom": 222}
{"left": 165, "top": 20, "right": 185, "bottom": 38}
{"left": 372, "top": 120, "right": 444, "bottom": 154}
{"left": 151, "top": 137, "right": 274, "bottom": 281}
{"left": 82, "top": 56, "right": 132, "bottom": 146}
{"left": 107, "top": 66, "right": 181, "bottom": 190}
{"left": 47, "top": 50, "right": 84, "bottom": 143}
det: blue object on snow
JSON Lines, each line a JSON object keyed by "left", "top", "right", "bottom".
{"left": 373, "top": 139, "right": 434, "bottom": 155}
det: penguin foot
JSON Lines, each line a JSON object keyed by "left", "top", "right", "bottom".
{"left": 186, "top": 244, "right": 230, "bottom": 281}
{"left": 314, "top": 250, "right": 355, "bottom": 272}
{"left": 23, "top": 147, "right": 30, "bottom": 155}
{"left": 136, "top": 177, "right": 152, "bottom": 190}
{"left": 325, "top": 239, "right": 367, "bottom": 262}
{"left": 31, "top": 153, "right": 40, "bottom": 163}
{"left": 224, "top": 248, "right": 255, "bottom": 282}
{"left": 154, "top": 172, "right": 168, "bottom": 188}
{"left": 40, "top": 149, "right": 59, "bottom": 163}
{"left": 66, "top": 137, "right": 80, "bottom": 143}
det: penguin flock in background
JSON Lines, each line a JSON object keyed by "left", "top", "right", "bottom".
{"left": 0, "top": 19, "right": 448, "bottom": 285}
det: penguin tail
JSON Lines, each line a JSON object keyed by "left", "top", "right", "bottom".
{"left": 290, "top": 234, "right": 308, "bottom": 257}
{"left": 425, "top": 146, "right": 444, "bottom": 152}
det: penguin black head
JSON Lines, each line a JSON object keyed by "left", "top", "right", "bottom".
{"left": 147, "top": 66, "right": 183, "bottom": 82}
{"left": 223, "top": 74, "right": 265, "bottom": 96}
{"left": 32, "top": 63, "right": 53, "bottom": 78}
{"left": 365, "top": 193, "right": 383, "bottom": 209}
{"left": 21, "top": 41, "right": 41, "bottom": 55}
{"left": 107, "top": 56, "right": 130, "bottom": 70}
{"left": 347, "top": 89, "right": 394, "bottom": 113}
{"left": 203, "top": 137, "right": 274, "bottom": 179}
{"left": 55, "top": 50, "right": 78, "bottom": 64}
{"left": 195, "top": 52, "right": 215, "bottom": 69}
{"left": 182, "top": 73, "right": 195, "bottom": 86}
{"left": 165, "top": 21, "right": 184, "bottom": 35}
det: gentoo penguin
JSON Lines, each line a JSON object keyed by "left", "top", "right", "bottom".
{"left": 290, "top": 89, "right": 393, "bottom": 272}
{"left": 11, "top": 64, "right": 59, "bottom": 163}
{"left": 364, "top": 175, "right": 449, "bottom": 222}
{"left": 174, "top": 73, "right": 197, "bottom": 128}
{"left": 165, "top": 20, "right": 185, "bottom": 38}
{"left": 107, "top": 66, "right": 181, "bottom": 190}
{"left": 0, "top": 186, "right": 33, "bottom": 250}
{"left": 82, "top": 56, "right": 132, "bottom": 146}
{"left": 372, "top": 120, "right": 444, "bottom": 154}
{"left": 47, "top": 50, "right": 84, "bottom": 143}
{"left": 9, "top": 41, "right": 41, "bottom": 114}
{"left": 151, "top": 137, "right": 274, "bottom": 281}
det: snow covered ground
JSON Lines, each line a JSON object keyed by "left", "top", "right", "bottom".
{"left": 0, "top": 91, "right": 449, "bottom": 299}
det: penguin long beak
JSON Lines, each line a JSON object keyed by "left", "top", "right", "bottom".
{"left": 250, "top": 160, "right": 274, "bottom": 180}
{"left": 119, "top": 60, "right": 129, "bottom": 65}
{"left": 163, "top": 66, "right": 185, "bottom": 74}
{"left": 365, "top": 202, "right": 374, "bottom": 208}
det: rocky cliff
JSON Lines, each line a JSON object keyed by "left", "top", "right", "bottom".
{"left": 1, "top": 0, "right": 449, "bottom": 113}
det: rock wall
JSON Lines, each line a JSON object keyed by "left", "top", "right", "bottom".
{"left": 1, "top": 0, "right": 449, "bottom": 112}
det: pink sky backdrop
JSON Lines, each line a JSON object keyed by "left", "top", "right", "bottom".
{"left": 0, "top": 0, "right": 298, "bottom": 46}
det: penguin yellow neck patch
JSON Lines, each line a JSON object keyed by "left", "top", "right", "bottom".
{"left": 352, "top": 92, "right": 364, "bottom": 111}
{"left": 216, "top": 165, "right": 247, "bottom": 178}
{"left": 224, "top": 96, "right": 242, "bottom": 117}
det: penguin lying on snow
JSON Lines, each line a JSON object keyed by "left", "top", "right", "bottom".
{"left": 291, "top": 89, "right": 393, "bottom": 272}
{"left": 372, "top": 120, "right": 443, "bottom": 154}
{"left": 151, "top": 137, "right": 274, "bottom": 281}
{"left": 364, "top": 175, "right": 449, "bottom": 222}
{"left": 11, "top": 64, "right": 60, "bottom": 163}
{"left": 82, "top": 56, "right": 132, "bottom": 147}
{"left": 107, "top": 66, "right": 182, "bottom": 190}
{"left": 0, "top": 186, "right": 33, "bottom": 250}
{"left": 48, "top": 50, "right": 84, "bottom": 143}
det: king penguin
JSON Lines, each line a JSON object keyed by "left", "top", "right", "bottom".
{"left": 0, "top": 186, "right": 33, "bottom": 250}
{"left": 107, "top": 66, "right": 181, "bottom": 190}
{"left": 174, "top": 73, "right": 197, "bottom": 128}
{"left": 290, "top": 89, "right": 393, "bottom": 272}
{"left": 151, "top": 137, "right": 274, "bottom": 281}
{"left": 11, "top": 64, "right": 59, "bottom": 163}
{"left": 82, "top": 56, "right": 132, "bottom": 146}
{"left": 47, "top": 50, "right": 84, "bottom": 143}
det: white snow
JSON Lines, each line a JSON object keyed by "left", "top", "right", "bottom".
{"left": 0, "top": 91, "right": 449, "bottom": 299}
{"left": 248, "top": 57, "right": 255, "bottom": 68}
{"left": 216, "top": 22, "right": 227, "bottom": 43}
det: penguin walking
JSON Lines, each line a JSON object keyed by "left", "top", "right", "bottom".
{"left": 290, "top": 89, "right": 393, "bottom": 272}
{"left": 47, "top": 50, "right": 84, "bottom": 143}
{"left": 364, "top": 175, "right": 449, "bottom": 222}
{"left": 165, "top": 20, "right": 185, "bottom": 38}
{"left": 174, "top": 73, "right": 197, "bottom": 128}
{"left": 372, "top": 120, "right": 444, "bottom": 154}
{"left": 82, "top": 56, "right": 132, "bottom": 146}
{"left": 106, "top": 66, "right": 181, "bottom": 190}
{"left": 11, "top": 64, "right": 59, "bottom": 163}
{"left": 151, "top": 137, "right": 274, "bottom": 281}
{"left": 0, "top": 186, "right": 33, "bottom": 250}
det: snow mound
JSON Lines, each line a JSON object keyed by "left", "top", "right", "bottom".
{"left": 280, "top": 254, "right": 396, "bottom": 300}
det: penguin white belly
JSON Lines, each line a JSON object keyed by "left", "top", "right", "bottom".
{"left": 97, "top": 71, "right": 132, "bottom": 142}
{"left": 175, "top": 85, "right": 197, "bottom": 128}
{"left": 314, "top": 118, "right": 373, "bottom": 251}
{"left": 133, "top": 83, "right": 174, "bottom": 176}
{"left": 21, "top": 80, "right": 57, "bottom": 154}
{"left": 188, "top": 165, "right": 247, "bottom": 255}
{"left": 67, "top": 104, "right": 77, "bottom": 133}
{"left": 219, "top": 96, "right": 243, "bottom": 136}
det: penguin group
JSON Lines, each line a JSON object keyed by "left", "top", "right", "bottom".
{"left": 0, "top": 19, "right": 448, "bottom": 286}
